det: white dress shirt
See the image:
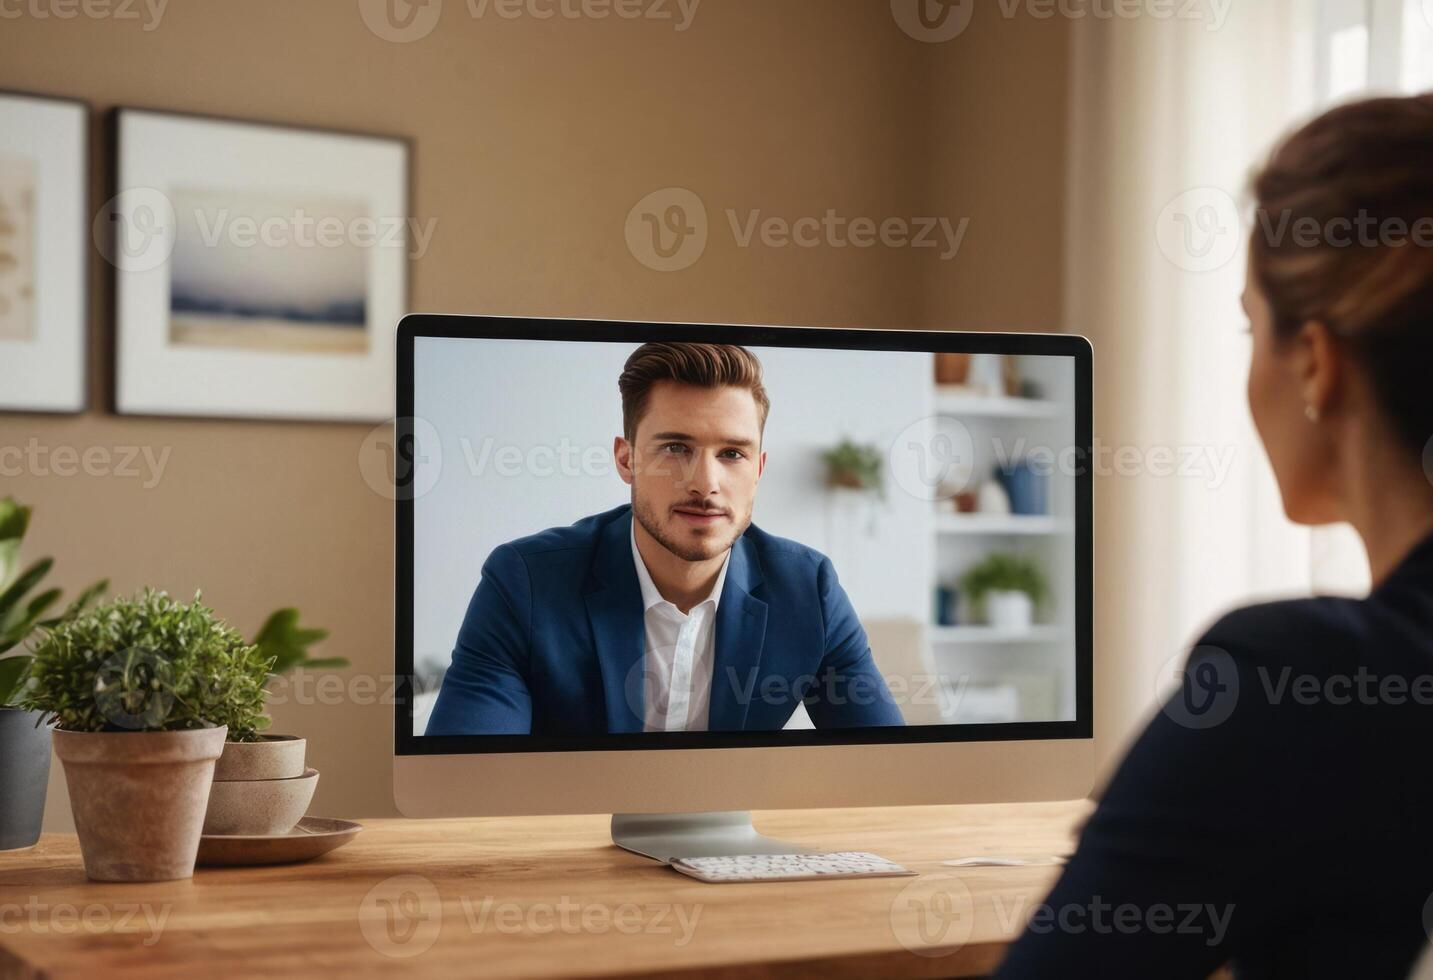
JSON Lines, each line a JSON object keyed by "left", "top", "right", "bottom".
{"left": 630, "top": 516, "right": 732, "bottom": 732}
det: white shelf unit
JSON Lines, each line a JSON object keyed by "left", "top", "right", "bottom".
{"left": 930, "top": 625, "right": 1068, "bottom": 644}
{"left": 933, "top": 389, "right": 1065, "bottom": 419}
{"left": 929, "top": 362, "right": 1078, "bottom": 724}
{"left": 936, "top": 513, "right": 1072, "bottom": 536}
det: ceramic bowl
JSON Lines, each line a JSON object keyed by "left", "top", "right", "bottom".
{"left": 213, "top": 736, "right": 306, "bottom": 781}
{"left": 202, "top": 767, "right": 318, "bottom": 837}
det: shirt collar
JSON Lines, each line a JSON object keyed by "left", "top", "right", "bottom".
{"left": 630, "top": 513, "right": 732, "bottom": 614}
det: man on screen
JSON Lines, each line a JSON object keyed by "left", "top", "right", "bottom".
{"left": 425, "top": 342, "right": 905, "bottom": 736}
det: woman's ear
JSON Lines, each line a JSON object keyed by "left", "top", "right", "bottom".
{"left": 1294, "top": 320, "right": 1343, "bottom": 419}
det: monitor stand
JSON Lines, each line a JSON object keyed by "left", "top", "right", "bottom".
{"left": 611, "top": 811, "right": 808, "bottom": 863}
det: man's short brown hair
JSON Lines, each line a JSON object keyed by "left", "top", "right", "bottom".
{"left": 618, "top": 343, "right": 770, "bottom": 445}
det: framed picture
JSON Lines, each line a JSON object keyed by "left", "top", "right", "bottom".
{"left": 110, "top": 108, "right": 410, "bottom": 421}
{"left": 0, "top": 91, "right": 88, "bottom": 413}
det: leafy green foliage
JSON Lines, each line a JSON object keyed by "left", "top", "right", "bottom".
{"left": 252, "top": 608, "right": 347, "bottom": 674}
{"left": 0, "top": 497, "right": 29, "bottom": 586}
{"left": 821, "top": 439, "right": 884, "bottom": 496}
{"left": 0, "top": 499, "right": 342, "bottom": 726}
{"left": 960, "top": 553, "right": 1049, "bottom": 612}
{"left": 0, "top": 657, "right": 27, "bottom": 709}
{"left": 18, "top": 589, "right": 274, "bottom": 738}
{"left": 0, "top": 498, "right": 108, "bottom": 705}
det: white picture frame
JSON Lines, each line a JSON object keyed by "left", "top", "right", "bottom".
{"left": 0, "top": 91, "right": 88, "bottom": 413}
{"left": 112, "top": 109, "right": 408, "bottom": 421}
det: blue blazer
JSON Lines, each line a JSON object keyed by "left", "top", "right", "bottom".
{"left": 426, "top": 504, "right": 905, "bottom": 735}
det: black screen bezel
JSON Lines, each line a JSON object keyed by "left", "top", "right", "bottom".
{"left": 395, "top": 315, "right": 1093, "bottom": 756}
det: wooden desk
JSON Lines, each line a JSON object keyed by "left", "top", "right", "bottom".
{"left": 0, "top": 800, "right": 1088, "bottom": 979}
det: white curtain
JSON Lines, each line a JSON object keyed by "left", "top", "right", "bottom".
{"left": 1063, "top": 2, "right": 1345, "bottom": 769}
{"left": 1068, "top": 0, "right": 1433, "bottom": 767}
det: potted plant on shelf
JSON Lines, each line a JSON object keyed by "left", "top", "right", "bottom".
{"left": 821, "top": 439, "right": 885, "bottom": 497}
{"left": 0, "top": 498, "right": 106, "bottom": 852}
{"left": 203, "top": 609, "right": 345, "bottom": 837}
{"left": 17, "top": 589, "right": 271, "bottom": 880}
{"left": 960, "top": 553, "right": 1049, "bottom": 632}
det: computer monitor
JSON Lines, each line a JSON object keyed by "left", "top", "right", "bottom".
{"left": 394, "top": 316, "right": 1093, "bottom": 860}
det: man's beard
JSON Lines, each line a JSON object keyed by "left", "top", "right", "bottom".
{"left": 631, "top": 489, "right": 748, "bottom": 562}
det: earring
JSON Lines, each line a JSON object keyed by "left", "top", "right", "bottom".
{"left": 1305, "top": 405, "right": 1320, "bottom": 422}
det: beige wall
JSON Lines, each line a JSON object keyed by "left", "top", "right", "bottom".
{"left": 1, "top": 0, "right": 1069, "bottom": 828}
{"left": 917, "top": 11, "right": 1071, "bottom": 329}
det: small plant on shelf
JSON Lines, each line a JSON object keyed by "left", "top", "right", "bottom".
{"left": 821, "top": 438, "right": 884, "bottom": 497}
{"left": 960, "top": 553, "right": 1048, "bottom": 629}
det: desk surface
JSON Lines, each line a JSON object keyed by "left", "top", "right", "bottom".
{"left": 0, "top": 800, "right": 1088, "bottom": 979}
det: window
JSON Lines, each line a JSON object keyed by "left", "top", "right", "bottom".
{"left": 1305, "top": 0, "right": 1429, "bottom": 594}
{"left": 1316, "top": 0, "right": 1433, "bottom": 99}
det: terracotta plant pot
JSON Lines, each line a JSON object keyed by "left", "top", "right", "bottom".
{"left": 0, "top": 708, "right": 52, "bottom": 851}
{"left": 934, "top": 352, "right": 971, "bottom": 384}
{"left": 52, "top": 726, "right": 227, "bottom": 882}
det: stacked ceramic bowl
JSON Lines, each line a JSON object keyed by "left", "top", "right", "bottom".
{"left": 202, "top": 735, "right": 318, "bottom": 836}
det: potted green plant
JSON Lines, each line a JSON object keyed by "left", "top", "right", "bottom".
{"left": 18, "top": 589, "right": 271, "bottom": 880}
{"left": 0, "top": 498, "right": 106, "bottom": 852}
{"left": 821, "top": 439, "right": 884, "bottom": 497}
{"left": 204, "top": 609, "right": 345, "bottom": 837}
{"left": 960, "top": 553, "right": 1049, "bottom": 631}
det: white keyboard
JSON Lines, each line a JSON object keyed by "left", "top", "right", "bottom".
{"left": 669, "top": 851, "right": 915, "bottom": 883}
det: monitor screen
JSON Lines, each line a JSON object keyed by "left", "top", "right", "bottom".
{"left": 397, "top": 319, "right": 1091, "bottom": 755}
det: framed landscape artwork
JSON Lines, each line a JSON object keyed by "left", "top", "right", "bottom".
{"left": 0, "top": 91, "right": 88, "bottom": 413}
{"left": 111, "top": 109, "right": 409, "bottom": 421}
